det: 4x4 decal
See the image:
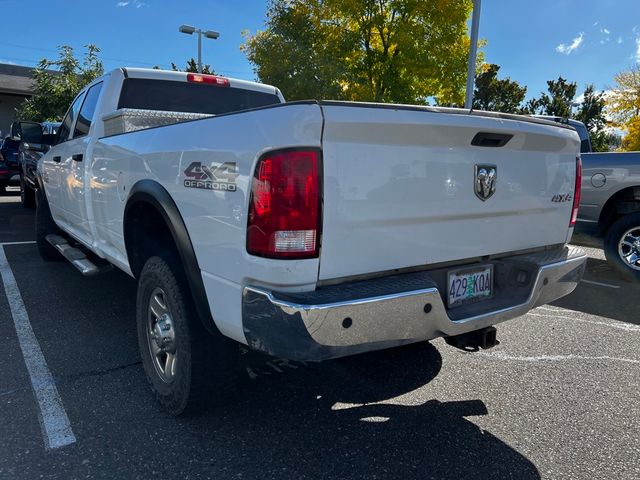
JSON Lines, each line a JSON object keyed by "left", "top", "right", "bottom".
{"left": 183, "top": 161, "right": 238, "bottom": 192}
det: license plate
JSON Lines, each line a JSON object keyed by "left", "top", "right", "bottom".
{"left": 447, "top": 266, "right": 493, "bottom": 308}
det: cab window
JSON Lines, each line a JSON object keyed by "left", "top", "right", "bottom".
{"left": 73, "top": 82, "right": 104, "bottom": 138}
{"left": 57, "top": 93, "right": 86, "bottom": 143}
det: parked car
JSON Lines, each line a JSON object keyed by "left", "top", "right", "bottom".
{"left": 17, "top": 121, "right": 60, "bottom": 207}
{"left": 537, "top": 116, "right": 640, "bottom": 280}
{"left": 25, "top": 68, "right": 586, "bottom": 415}
{"left": 0, "top": 136, "right": 21, "bottom": 194}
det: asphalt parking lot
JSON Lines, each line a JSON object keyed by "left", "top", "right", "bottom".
{"left": 0, "top": 191, "right": 639, "bottom": 480}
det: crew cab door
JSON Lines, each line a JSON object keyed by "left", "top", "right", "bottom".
{"left": 56, "top": 81, "right": 104, "bottom": 245}
{"left": 43, "top": 92, "right": 86, "bottom": 222}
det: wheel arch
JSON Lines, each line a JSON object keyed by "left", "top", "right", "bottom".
{"left": 124, "top": 180, "right": 218, "bottom": 335}
{"left": 598, "top": 185, "right": 640, "bottom": 233}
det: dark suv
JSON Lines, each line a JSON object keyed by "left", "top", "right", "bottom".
{"left": 0, "top": 136, "right": 21, "bottom": 194}
{"left": 19, "top": 121, "right": 60, "bottom": 207}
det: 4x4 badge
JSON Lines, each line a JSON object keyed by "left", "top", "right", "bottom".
{"left": 475, "top": 164, "right": 497, "bottom": 201}
{"left": 183, "top": 161, "right": 238, "bottom": 192}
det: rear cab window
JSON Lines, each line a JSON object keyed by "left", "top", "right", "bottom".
{"left": 117, "top": 78, "right": 281, "bottom": 115}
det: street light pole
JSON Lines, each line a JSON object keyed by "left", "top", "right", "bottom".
{"left": 465, "top": 0, "right": 481, "bottom": 110}
{"left": 179, "top": 24, "right": 220, "bottom": 74}
{"left": 197, "top": 30, "right": 202, "bottom": 73}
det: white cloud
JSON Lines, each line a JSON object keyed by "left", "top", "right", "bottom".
{"left": 556, "top": 32, "right": 584, "bottom": 55}
{"left": 601, "top": 28, "right": 610, "bottom": 35}
{"left": 618, "top": 36, "right": 623, "bottom": 44}
{"left": 636, "top": 37, "right": 640, "bottom": 63}
{"left": 116, "top": 0, "right": 146, "bottom": 7}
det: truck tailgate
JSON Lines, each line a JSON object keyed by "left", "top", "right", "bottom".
{"left": 318, "top": 104, "right": 580, "bottom": 280}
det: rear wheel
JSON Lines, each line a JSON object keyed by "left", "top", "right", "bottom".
{"left": 35, "top": 188, "right": 62, "bottom": 261}
{"left": 137, "top": 256, "right": 238, "bottom": 415}
{"left": 604, "top": 212, "right": 640, "bottom": 281}
{"left": 20, "top": 175, "right": 35, "bottom": 208}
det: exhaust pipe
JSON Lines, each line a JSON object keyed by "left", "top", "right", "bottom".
{"left": 445, "top": 326, "right": 498, "bottom": 352}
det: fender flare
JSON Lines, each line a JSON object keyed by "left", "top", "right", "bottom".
{"left": 124, "top": 180, "right": 217, "bottom": 334}
{"left": 34, "top": 169, "right": 44, "bottom": 190}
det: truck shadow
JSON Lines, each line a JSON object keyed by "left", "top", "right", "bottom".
{"left": 3, "top": 241, "right": 539, "bottom": 479}
{"left": 187, "top": 344, "right": 541, "bottom": 479}
{"left": 552, "top": 257, "right": 639, "bottom": 325}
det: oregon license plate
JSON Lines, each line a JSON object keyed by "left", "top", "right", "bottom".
{"left": 447, "top": 266, "right": 493, "bottom": 308}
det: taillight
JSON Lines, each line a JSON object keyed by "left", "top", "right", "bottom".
{"left": 570, "top": 156, "right": 582, "bottom": 226}
{"left": 186, "top": 73, "right": 230, "bottom": 87}
{"left": 247, "top": 149, "right": 321, "bottom": 259}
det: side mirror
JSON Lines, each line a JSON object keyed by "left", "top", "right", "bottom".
{"left": 11, "top": 121, "right": 45, "bottom": 143}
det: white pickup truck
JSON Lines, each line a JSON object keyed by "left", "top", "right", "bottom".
{"left": 27, "top": 68, "right": 586, "bottom": 414}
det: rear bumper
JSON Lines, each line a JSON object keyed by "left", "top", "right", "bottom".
{"left": 242, "top": 246, "right": 587, "bottom": 361}
{"left": 0, "top": 166, "right": 20, "bottom": 186}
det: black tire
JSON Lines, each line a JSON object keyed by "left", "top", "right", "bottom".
{"left": 137, "top": 256, "right": 238, "bottom": 415}
{"left": 35, "top": 188, "right": 63, "bottom": 261}
{"left": 604, "top": 212, "right": 640, "bottom": 281}
{"left": 20, "top": 175, "right": 35, "bottom": 208}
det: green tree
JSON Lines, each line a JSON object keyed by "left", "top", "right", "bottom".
{"left": 171, "top": 58, "right": 214, "bottom": 74}
{"left": 575, "top": 84, "right": 618, "bottom": 152}
{"left": 607, "top": 65, "right": 640, "bottom": 151}
{"left": 472, "top": 64, "right": 527, "bottom": 113}
{"left": 16, "top": 45, "right": 103, "bottom": 122}
{"left": 524, "top": 77, "right": 577, "bottom": 117}
{"left": 242, "top": 0, "right": 476, "bottom": 105}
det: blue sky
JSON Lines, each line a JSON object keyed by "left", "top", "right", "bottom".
{"left": 0, "top": 0, "right": 638, "bottom": 100}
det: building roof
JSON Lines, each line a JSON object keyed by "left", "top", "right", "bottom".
{"left": 0, "top": 63, "right": 37, "bottom": 96}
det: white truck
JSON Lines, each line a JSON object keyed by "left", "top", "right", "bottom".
{"left": 24, "top": 68, "right": 586, "bottom": 415}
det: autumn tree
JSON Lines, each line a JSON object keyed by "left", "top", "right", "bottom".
{"left": 607, "top": 65, "right": 640, "bottom": 151}
{"left": 16, "top": 45, "right": 103, "bottom": 122}
{"left": 242, "top": 0, "right": 476, "bottom": 105}
{"left": 472, "top": 64, "right": 527, "bottom": 113}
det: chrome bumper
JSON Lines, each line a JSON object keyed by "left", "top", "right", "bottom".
{"left": 242, "top": 247, "right": 587, "bottom": 361}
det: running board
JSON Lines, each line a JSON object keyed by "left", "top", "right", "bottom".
{"left": 45, "top": 234, "right": 112, "bottom": 276}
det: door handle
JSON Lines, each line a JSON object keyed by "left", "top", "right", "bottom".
{"left": 72, "top": 154, "right": 83, "bottom": 162}
{"left": 53, "top": 156, "right": 61, "bottom": 163}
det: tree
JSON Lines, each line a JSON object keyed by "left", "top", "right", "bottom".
{"left": 472, "top": 64, "right": 527, "bottom": 113}
{"left": 171, "top": 58, "right": 214, "bottom": 74}
{"left": 607, "top": 65, "right": 640, "bottom": 151}
{"left": 242, "top": 0, "right": 476, "bottom": 105}
{"left": 524, "top": 77, "right": 577, "bottom": 117}
{"left": 574, "top": 84, "right": 618, "bottom": 152}
{"left": 16, "top": 45, "right": 103, "bottom": 122}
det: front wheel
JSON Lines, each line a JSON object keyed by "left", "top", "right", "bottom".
{"left": 604, "top": 213, "right": 640, "bottom": 281}
{"left": 136, "top": 256, "right": 238, "bottom": 415}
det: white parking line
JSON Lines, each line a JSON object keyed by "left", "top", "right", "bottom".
{"left": 581, "top": 279, "right": 621, "bottom": 289}
{"left": 0, "top": 246, "right": 76, "bottom": 450}
{"left": 479, "top": 351, "right": 640, "bottom": 366}
{"left": 527, "top": 311, "right": 640, "bottom": 332}
{"left": 0, "top": 241, "right": 37, "bottom": 246}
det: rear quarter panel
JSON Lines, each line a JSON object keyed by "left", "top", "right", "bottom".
{"left": 92, "top": 103, "right": 324, "bottom": 342}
